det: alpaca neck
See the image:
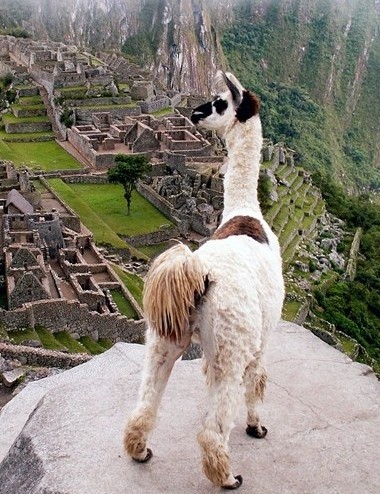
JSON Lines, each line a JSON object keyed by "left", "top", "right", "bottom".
{"left": 221, "top": 116, "right": 263, "bottom": 223}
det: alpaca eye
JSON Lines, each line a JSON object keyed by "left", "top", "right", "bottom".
{"left": 213, "top": 98, "right": 228, "bottom": 115}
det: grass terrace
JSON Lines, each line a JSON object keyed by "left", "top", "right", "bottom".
{"left": 0, "top": 141, "right": 82, "bottom": 170}
{"left": 49, "top": 181, "right": 173, "bottom": 237}
{"left": 0, "top": 130, "right": 54, "bottom": 142}
{"left": 17, "top": 96, "right": 43, "bottom": 105}
{"left": 110, "top": 289, "right": 139, "bottom": 319}
{"left": 6, "top": 325, "right": 113, "bottom": 355}
{"left": 151, "top": 107, "right": 174, "bottom": 117}
{"left": 138, "top": 241, "right": 172, "bottom": 259}
{"left": 2, "top": 114, "right": 50, "bottom": 124}
{"left": 282, "top": 299, "right": 303, "bottom": 321}
{"left": 47, "top": 179, "right": 127, "bottom": 248}
{"left": 112, "top": 264, "right": 144, "bottom": 308}
{"left": 11, "top": 104, "right": 46, "bottom": 111}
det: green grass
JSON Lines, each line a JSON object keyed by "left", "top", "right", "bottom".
{"left": 11, "top": 104, "right": 46, "bottom": 111}
{"left": 339, "top": 337, "right": 357, "bottom": 355}
{"left": 47, "top": 179, "right": 129, "bottom": 248}
{"left": 0, "top": 141, "right": 82, "bottom": 170}
{"left": 80, "top": 335, "right": 107, "bottom": 355}
{"left": 52, "top": 181, "right": 173, "bottom": 236}
{"left": 3, "top": 114, "right": 50, "bottom": 124}
{"left": 151, "top": 107, "right": 173, "bottom": 117}
{"left": 8, "top": 328, "right": 40, "bottom": 344}
{"left": 49, "top": 178, "right": 128, "bottom": 249}
{"left": 282, "top": 234, "right": 302, "bottom": 263}
{"left": 110, "top": 289, "right": 139, "bottom": 319}
{"left": 0, "top": 324, "right": 7, "bottom": 340}
{"left": 54, "top": 331, "right": 90, "bottom": 353}
{"left": 18, "top": 96, "right": 43, "bottom": 105}
{"left": 98, "top": 338, "right": 114, "bottom": 350}
{"left": 112, "top": 265, "right": 144, "bottom": 307}
{"left": 31, "top": 179, "right": 48, "bottom": 192}
{"left": 282, "top": 300, "right": 302, "bottom": 321}
{"left": 0, "top": 130, "right": 54, "bottom": 141}
{"left": 58, "top": 85, "right": 88, "bottom": 93}
{"left": 14, "top": 84, "right": 35, "bottom": 90}
{"left": 35, "top": 326, "right": 65, "bottom": 350}
{"left": 138, "top": 242, "right": 171, "bottom": 258}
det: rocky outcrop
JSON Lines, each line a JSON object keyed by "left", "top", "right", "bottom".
{"left": 0, "top": 321, "right": 379, "bottom": 493}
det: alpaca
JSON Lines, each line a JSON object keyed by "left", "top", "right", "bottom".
{"left": 124, "top": 71, "right": 285, "bottom": 489}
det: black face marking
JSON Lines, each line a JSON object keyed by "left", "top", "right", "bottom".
{"left": 213, "top": 97, "right": 228, "bottom": 115}
{"left": 236, "top": 90, "right": 260, "bottom": 123}
{"left": 191, "top": 101, "right": 213, "bottom": 124}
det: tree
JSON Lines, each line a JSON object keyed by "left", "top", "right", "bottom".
{"left": 108, "top": 154, "right": 151, "bottom": 215}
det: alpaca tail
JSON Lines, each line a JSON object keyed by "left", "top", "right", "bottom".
{"left": 143, "top": 243, "right": 208, "bottom": 342}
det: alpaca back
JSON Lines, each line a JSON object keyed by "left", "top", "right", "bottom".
{"left": 143, "top": 243, "right": 207, "bottom": 342}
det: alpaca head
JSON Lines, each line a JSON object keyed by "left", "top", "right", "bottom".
{"left": 191, "top": 71, "right": 260, "bottom": 133}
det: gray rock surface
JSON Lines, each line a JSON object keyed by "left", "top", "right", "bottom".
{"left": 2, "top": 368, "right": 26, "bottom": 388}
{"left": 0, "top": 321, "right": 379, "bottom": 494}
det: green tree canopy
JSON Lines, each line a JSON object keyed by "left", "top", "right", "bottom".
{"left": 108, "top": 154, "right": 151, "bottom": 215}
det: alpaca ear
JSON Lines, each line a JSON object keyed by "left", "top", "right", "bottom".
{"left": 222, "top": 72, "right": 242, "bottom": 107}
{"left": 236, "top": 91, "right": 260, "bottom": 122}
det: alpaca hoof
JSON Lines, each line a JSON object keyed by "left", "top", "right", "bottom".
{"left": 246, "top": 424, "right": 268, "bottom": 438}
{"left": 223, "top": 475, "right": 243, "bottom": 490}
{"left": 133, "top": 448, "right": 153, "bottom": 463}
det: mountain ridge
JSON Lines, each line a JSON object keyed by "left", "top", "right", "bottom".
{"left": 0, "top": 0, "right": 379, "bottom": 189}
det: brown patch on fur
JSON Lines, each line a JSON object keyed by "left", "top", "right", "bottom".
{"left": 236, "top": 90, "right": 260, "bottom": 122}
{"left": 212, "top": 216, "right": 268, "bottom": 244}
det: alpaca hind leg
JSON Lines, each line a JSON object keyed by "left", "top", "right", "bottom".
{"left": 244, "top": 361, "right": 268, "bottom": 438}
{"left": 124, "top": 329, "right": 190, "bottom": 462}
{"left": 198, "top": 378, "right": 244, "bottom": 489}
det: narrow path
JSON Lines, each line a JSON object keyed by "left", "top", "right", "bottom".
{"left": 57, "top": 140, "right": 94, "bottom": 170}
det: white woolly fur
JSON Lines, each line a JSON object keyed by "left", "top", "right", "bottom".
{"left": 124, "top": 71, "right": 285, "bottom": 489}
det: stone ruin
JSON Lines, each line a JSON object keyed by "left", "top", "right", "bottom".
{"left": 67, "top": 112, "right": 212, "bottom": 169}
{"left": 0, "top": 163, "right": 144, "bottom": 347}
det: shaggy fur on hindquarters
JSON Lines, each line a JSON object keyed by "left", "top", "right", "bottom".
{"left": 124, "top": 71, "right": 285, "bottom": 489}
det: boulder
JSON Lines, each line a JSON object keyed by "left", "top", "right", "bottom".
{"left": 2, "top": 369, "right": 26, "bottom": 388}
{"left": 0, "top": 322, "right": 379, "bottom": 494}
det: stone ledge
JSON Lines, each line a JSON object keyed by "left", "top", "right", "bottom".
{"left": 0, "top": 321, "right": 379, "bottom": 494}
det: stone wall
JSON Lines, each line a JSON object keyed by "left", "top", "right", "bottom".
{"left": 75, "top": 106, "right": 141, "bottom": 125}
{"left": 65, "top": 97, "right": 132, "bottom": 107}
{"left": 67, "top": 127, "right": 96, "bottom": 164}
{"left": 12, "top": 107, "right": 47, "bottom": 118}
{"left": 0, "top": 299, "right": 145, "bottom": 343}
{"left": 0, "top": 342, "right": 91, "bottom": 369}
{"left": 4, "top": 121, "right": 52, "bottom": 134}
{"left": 124, "top": 225, "right": 178, "bottom": 247}
{"left": 29, "top": 67, "right": 55, "bottom": 94}
{"left": 139, "top": 97, "right": 171, "bottom": 114}
{"left": 136, "top": 182, "right": 177, "bottom": 225}
{"left": 63, "top": 174, "right": 108, "bottom": 184}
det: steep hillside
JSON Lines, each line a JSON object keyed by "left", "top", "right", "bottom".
{"left": 220, "top": 0, "right": 380, "bottom": 189}
{"left": 0, "top": 0, "right": 378, "bottom": 189}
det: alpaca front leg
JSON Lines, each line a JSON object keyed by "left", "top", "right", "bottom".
{"left": 244, "top": 361, "right": 268, "bottom": 438}
{"left": 197, "top": 379, "right": 243, "bottom": 489}
{"left": 124, "top": 329, "right": 190, "bottom": 462}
